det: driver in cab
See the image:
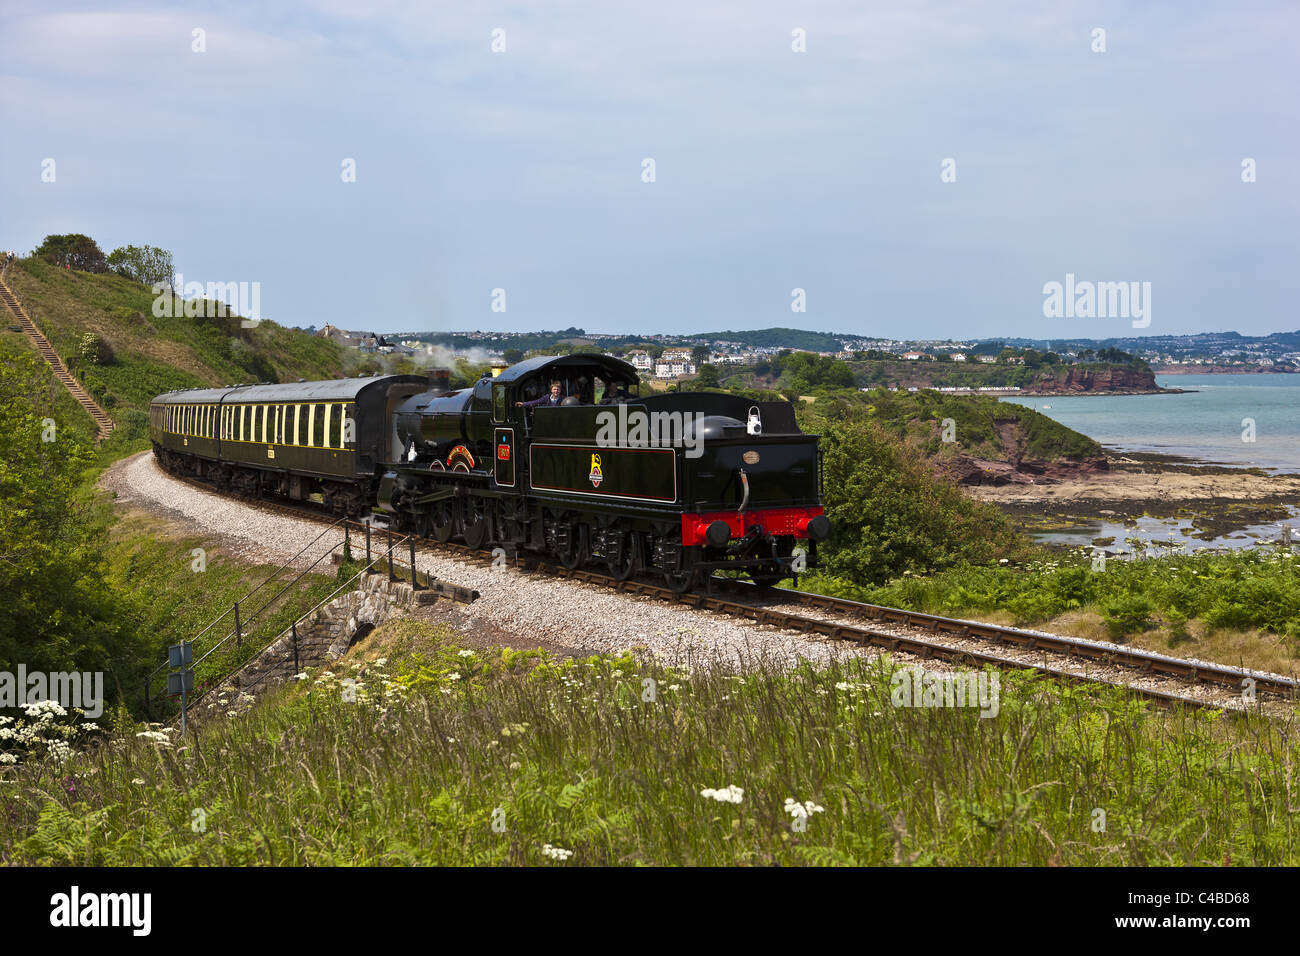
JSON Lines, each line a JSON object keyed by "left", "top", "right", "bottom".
{"left": 518, "top": 381, "right": 567, "bottom": 408}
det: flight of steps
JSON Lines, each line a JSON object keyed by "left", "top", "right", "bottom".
{"left": 0, "top": 273, "right": 115, "bottom": 441}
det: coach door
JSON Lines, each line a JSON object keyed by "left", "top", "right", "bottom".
{"left": 494, "top": 428, "right": 515, "bottom": 488}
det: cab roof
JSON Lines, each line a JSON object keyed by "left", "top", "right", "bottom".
{"left": 492, "top": 354, "right": 637, "bottom": 385}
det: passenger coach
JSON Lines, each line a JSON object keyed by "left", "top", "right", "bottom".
{"left": 149, "top": 375, "right": 427, "bottom": 513}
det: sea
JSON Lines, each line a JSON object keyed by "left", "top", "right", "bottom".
{"left": 1001, "top": 374, "right": 1300, "bottom": 473}
{"left": 999, "top": 374, "right": 1300, "bottom": 554}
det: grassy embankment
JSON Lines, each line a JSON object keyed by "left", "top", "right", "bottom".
{"left": 3, "top": 257, "right": 349, "bottom": 465}
{"left": 2, "top": 619, "right": 1298, "bottom": 866}
{"left": 94, "top": 510, "right": 339, "bottom": 716}
{"left": 807, "top": 387, "right": 1103, "bottom": 461}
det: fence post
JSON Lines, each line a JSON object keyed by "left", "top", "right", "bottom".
{"left": 292, "top": 621, "right": 300, "bottom": 674}
{"left": 344, "top": 524, "right": 351, "bottom": 562}
{"left": 409, "top": 535, "right": 419, "bottom": 589}
{"left": 234, "top": 601, "right": 242, "bottom": 648}
{"left": 365, "top": 522, "right": 372, "bottom": 566}
{"left": 387, "top": 530, "right": 395, "bottom": 582}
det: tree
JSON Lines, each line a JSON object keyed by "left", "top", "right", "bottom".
{"left": 691, "top": 345, "right": 709, "bottom": 367}
{"left": 78, "top": 332, "right": 115, "bottom": 365}
{"left": 106, "top": 244, "right": 174, "bottom": 288}
{"left": 0, "top": 352, "right": 130, "bottom": 682}
{"left": 503, "top": 348, "right": 524, "bottom": 365}
{"left": 695, "top": 364, "right": 720, "bottom": 388}
{"left": 813, "top": 415, "right": 1023, "bottom": 585}
{"left": 33, "top": 234, "right": 108, "bottom": 272}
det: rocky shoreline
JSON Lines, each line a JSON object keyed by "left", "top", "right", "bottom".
{"left": 1017, "top": 387, "right": 1188, "bottom": 397}
{"left": 966, "top": 451, "right": 1300, "bottom": 543}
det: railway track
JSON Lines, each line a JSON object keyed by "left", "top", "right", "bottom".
{"left": 167, "top": 470, "right": 1298, "bottom": 716}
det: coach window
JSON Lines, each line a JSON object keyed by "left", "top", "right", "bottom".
{"left": 292, "top": 405, "right": 301, "bottom": 445}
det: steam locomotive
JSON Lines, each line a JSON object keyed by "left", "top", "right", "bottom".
{"left": 149, "top": 354, "right": 829, "bottom": 591}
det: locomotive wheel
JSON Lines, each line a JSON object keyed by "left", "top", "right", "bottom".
{"left": 664, "top": 567, "right": 698, "bottom": 595}
{"left": 462, "top": 498, "right": 490, "bottom": 550}
{"left": 431, "top": 502, "right": 455, "bottom": 543}
{"left": 558, "top": 524, "right": 588, "bottom": 571}
{"left": 607, "top": 531, "right": 639, "bottom": 581}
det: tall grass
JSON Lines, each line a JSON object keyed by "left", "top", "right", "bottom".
{"left": 4, "top": 625, "right": 1297, "bottom": 866}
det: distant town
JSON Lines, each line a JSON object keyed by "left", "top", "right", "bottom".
{"left": 305, "top": 323, "right": 1300, "bottom": 382}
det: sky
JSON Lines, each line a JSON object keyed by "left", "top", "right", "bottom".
{"left": 1, "top": 1, "right": 1297, "bottom": 340}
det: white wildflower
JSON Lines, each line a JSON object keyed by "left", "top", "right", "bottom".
{"left": 541, "top": 843, "right": 574, "bottom": 861}
{"left": 784, "top": 798, "right": 825, "bottom": 819}
{"left": 700, "top": 785, "right": 744, "bottom": 804}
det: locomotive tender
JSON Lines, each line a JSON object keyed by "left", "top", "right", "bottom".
{"left": 149, "top": 354, "right": 829, "bottom": 591}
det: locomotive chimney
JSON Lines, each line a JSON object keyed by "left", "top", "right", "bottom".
{"left": 429, "top": 368, "right": 451, "bottom": 395}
